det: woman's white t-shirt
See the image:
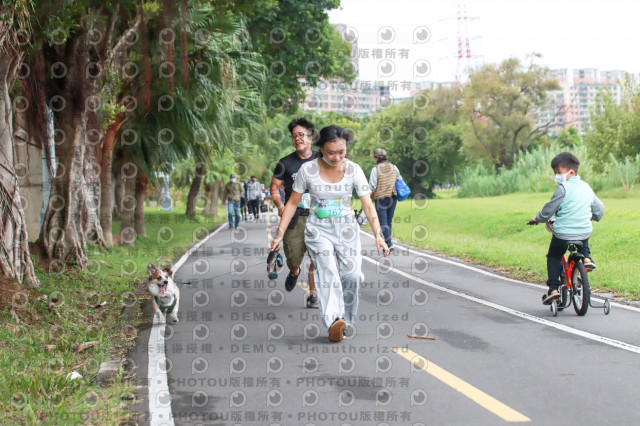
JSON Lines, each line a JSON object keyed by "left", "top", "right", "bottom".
{"left": 292, "top": 159, "right": 371, "bottom": 218}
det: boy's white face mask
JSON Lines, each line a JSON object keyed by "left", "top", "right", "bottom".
{"left": 554, "top": 171, "right": 571, "bottom": 185}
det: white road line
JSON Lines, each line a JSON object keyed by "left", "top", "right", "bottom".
{"left": 147, "top": 224, "right": 225, "bottom": 426}
{"left": 361, "top": 232, "right": 640, "bottom": 313}
{"left": 361, "top": 254, "right": 640, "bottom": 355}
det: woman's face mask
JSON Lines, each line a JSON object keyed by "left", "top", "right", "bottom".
{"left": 322, "top": 156, "right": 345, "bottom": 167}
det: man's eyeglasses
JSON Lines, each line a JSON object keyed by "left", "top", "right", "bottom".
{"left": 291, "top": 132, "right": 310, "bottom": 139}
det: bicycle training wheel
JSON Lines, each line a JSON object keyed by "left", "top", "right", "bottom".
{"left": 571, "top": 262, "right": 590, "bottom": 316}
{"left": 558, "top": 285, "right": 569, "bottom": 311}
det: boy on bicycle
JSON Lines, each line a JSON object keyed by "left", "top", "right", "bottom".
{"left": 529, "top": 152, "right": 605, "bottom": 304}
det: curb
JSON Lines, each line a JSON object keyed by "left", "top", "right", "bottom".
{"left": 95, "top": 294, "right": 142, "bottom": 385}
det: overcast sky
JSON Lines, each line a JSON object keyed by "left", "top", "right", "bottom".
{"left": 328, "top": 0, "right": 640, "bottom": 95}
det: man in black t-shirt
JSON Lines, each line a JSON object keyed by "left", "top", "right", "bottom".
{"left": 270, "top": 118, "right": 320, "bottom": 308}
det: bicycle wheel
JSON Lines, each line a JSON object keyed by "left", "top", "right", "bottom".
{"left": 572, "top": 262, "right": 590, "bottom": 316}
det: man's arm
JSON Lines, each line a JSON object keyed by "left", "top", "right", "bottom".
{"left": 368, "top": 166, "right": 378, "bottom": 193}
{"left": 534, "top": 185, "right": 565, "bottom": 223}
{"left": 270, "top": 177, "right": 285, "bottom": 216}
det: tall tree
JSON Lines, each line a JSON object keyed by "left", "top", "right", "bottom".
{"left": 353, "top": 87, "right": 464, "bottom": 197}
{"left": 0, "top": 0, "right": 40, "bottom": 287}
{"left": 460, "top": 55, "right": 560, "bottom": 168}
{"left": 244, "top": 0, "right": 354, "bottom": 115}
{"left": 587, "top": 76, "right": 640, "bottom": 171}
{"left": 16, "top": 1, "right": 141, "bottom": 265}
{"left": 32, "top": 2, "right": 141, "bottom": 264}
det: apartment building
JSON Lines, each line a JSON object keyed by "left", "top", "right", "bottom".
{"left": 300, "top": 78, "right": 384, "bottom": 117}
{"left": 536, "top": 68, "right": 631, "bottom": 137}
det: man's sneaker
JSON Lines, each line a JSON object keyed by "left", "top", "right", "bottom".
{"left": 285, "top": 271, "right": 299, "bottom": 292}
{"left": 306, "top": 293, "right": 319, "bottom": 309}
{"left": 542, "top": 290, "right": 560, "bottom": 305}
{"left": 328, "top": 318, "right": 346, "bottom": 342}
{"left": 583, "top": 259, "right": 597, "bottom": 271}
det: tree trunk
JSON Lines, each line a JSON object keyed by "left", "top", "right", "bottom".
{"left": 211, "top": 179, "right": 222, "bottom": 217}
{"left": 185, "top": 163, "right": 205, "bottom": 217}
{"left": 134, "top": 173, "right": 148, "bottom": 237}
{"left": 38, "top": 107, "right": 90, "bottom": 268}
{"left": 113, "top": 164, "right": 124, "bottom": 218}
{"left": 37, "top": 33, "right": 95, "bottom": 268}
{"left": 0, "top": 52, "right": 40, "bottom": 288}
{"left": 119, "top": 161, "right": 137, "bottom": 246}
{"left": 99, "top": 117, "right": 123, "bottom": 246}
{"left": 203, "top": 184, "right": 214, "bottom": 216}
{"left": 83, "top": 115, "right": 106, "bottom": 247}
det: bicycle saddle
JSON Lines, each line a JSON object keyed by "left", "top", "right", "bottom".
{"left": 565, "top": 240, "right": 583, "bottom": 248}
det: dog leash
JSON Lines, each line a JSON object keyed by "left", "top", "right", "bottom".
{"left": 178, "top": 260, "right": 273, "bottom": 284}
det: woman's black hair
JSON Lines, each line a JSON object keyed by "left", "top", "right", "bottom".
{"left": 313, "top": 125, "right": 354, "bottom": 155}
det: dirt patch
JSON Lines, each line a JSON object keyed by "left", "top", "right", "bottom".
{"left": 0, "top": 275, "right": 31, "bottom": 310}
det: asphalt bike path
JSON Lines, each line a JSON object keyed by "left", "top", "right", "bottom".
{"left": 130, "top": 210, "right": 640, "bottom": 425}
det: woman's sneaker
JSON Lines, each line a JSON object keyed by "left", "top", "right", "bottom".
{"left": 328, "top": 318, "right": 346, "bottom": 342}
{"left": 306, "top": 293, "right": 319, "bottom": 309}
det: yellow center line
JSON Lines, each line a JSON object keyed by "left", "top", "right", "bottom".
{"left": 393, "top": 348, "right": 531, "bottom": 423}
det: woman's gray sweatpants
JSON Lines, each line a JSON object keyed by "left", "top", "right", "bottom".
{"left": 304, "top": 215, "right": 364, "bottom": 330}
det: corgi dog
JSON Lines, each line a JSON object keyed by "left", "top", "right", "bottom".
{"left": 147, "top": 264, "right": 180, "bottom": 324}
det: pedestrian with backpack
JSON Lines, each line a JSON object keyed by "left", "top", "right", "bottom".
{"left": 368, "top": 148, "right": 403, "bottom": 253}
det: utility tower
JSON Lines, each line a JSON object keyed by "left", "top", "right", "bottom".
{"left": 456, "top": 3, "right": 480, "bottom": 84}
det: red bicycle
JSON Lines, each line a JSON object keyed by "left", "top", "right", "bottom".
{"left": 528, "top": 220, "right": 611, "bottom": 317}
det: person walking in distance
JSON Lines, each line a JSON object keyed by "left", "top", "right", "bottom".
{"left": 222, "top": 173, "right": 243, "bottom": 230}
{"left": 247, "top": 175, "right": 262, "bottom": 219}
{"left": 270, "top": 118, "right": 319, "bottom": 308}
{"left": 271, "top": 125, "right": 390, "bottom": 342}
{"left": 368, "top": 148, "right": 402, "bottom": 253}
{"left": 240, "top": 180, "right": 248, "bottom": 220}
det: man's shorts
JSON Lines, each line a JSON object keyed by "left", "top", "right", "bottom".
{"left": 283, "top": 215, "right": 308, "bottom": 267}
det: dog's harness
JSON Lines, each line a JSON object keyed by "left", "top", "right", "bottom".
{"left": 154, "top": 296, "right": 177, "bottom": 314}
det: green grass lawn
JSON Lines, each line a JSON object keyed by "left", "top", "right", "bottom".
{"left": 389, "top": 191, "right": 640, "bottom": 298}
{"left": 0, "top": 203, "right": 222, "bottom": 424}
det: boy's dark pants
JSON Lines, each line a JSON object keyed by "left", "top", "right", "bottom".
{"left": 546, "top": 235, "right": 591, "bottom": 292}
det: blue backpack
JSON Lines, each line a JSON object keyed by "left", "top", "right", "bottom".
{"left": 395, "top": 177, "right": 411, "bottom": 201}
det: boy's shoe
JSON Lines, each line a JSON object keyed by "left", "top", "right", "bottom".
{"left": 328, "top": 318, "right": 346, "bottom": 342}
{"left": 583, "top": 259, "right": 597, "bottom": 271}
{"left": 306, "top": 293, "right": 319, "bottom": 309}
{"left": 542, "top": 290, "right": 560, "bottom": 305}
{"left": 285, "top": 271, "right": 299, "bottom": 292}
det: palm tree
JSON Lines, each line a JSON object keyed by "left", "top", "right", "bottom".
{"left": 119, "top": 5, "right": 266, "bottom": 220}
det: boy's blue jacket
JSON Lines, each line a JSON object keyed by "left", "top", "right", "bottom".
{"left": 535, "top": 176, "right": 604, "bottom": 240}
